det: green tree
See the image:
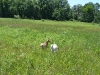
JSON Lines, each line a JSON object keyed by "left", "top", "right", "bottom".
{"left": 71, "top": 4, "right": 83, "bottom": 21}
{"left": 33, "top": 1, "right": 41, "bottom": 19}
{"left": 72, "top": 5, "right": 78, "bottom": 20}
{"left": 24, "top": 0, "right": 34, "bottom": 19}
{"left": 9, "top": 0, "right": 18, "bottom": 17}
{"left": 23, "top": 0, "right": 41, "bottom": 19}
{"left": 38, "top": 0, "right": 54, "bottom": 19}
{"left": 15, "top": 0, "right": 25, "bottom": 18}
{"left": 94, "top": 3, "right": 100, "bottom": 23}
{"left": 52, "top": 0, "right": 69, "bottom": 20}
{"left": 0, "top": 0, "right": 2, "bottom": 17}
{"left": 82, "top": 2, "right": 94, "bottom": 22}
{"left": 2, "top": 0, "right": 12, "bottom": 17}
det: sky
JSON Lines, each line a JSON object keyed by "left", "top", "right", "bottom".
{"left": 68, "top": 0, "right": 100, "bottom": 7}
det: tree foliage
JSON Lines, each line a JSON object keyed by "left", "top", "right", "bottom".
{"left": 0, "top": 0, "right": 100, "bottom": 23}
{"left": 0, "top": 0, "right": 2, "bottom": 17}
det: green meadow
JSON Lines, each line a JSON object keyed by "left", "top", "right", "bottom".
{"left": 0, "top": 18, "right": 100, "bottom": 75}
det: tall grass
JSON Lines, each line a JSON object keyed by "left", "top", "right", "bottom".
{"left": 0, "top": 18, "right": 100, "bottom": 75}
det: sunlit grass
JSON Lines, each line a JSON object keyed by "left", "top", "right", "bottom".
{"left": 0, "top": 18, "right": 100, "bottom": 75}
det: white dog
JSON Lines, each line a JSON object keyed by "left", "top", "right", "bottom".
{"left": 50, "top": 44, "right": 58, "bottom": 52}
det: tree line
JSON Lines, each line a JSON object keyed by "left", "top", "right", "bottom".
{"left": 0, "top": 0, "right": 100, "bottom": 23}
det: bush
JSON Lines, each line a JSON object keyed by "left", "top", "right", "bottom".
{"left": 14, "top": 15, "right": 20, "bottom": 19}
{"left": 69, "top": 18, "right": 74, "bottom": 21}
{"left": 41, "top": 19, "right": 44, "bottom": 22}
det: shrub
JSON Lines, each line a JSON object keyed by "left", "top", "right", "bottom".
{"left": 14, "top": 15, "right": 20, "bottom": 19}
{"left": 41, "top": 19, "right": 44, "bottom": 22}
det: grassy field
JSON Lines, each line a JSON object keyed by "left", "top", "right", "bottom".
{"left": 0, "top": 18, "right": 100, "bottom": 75}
